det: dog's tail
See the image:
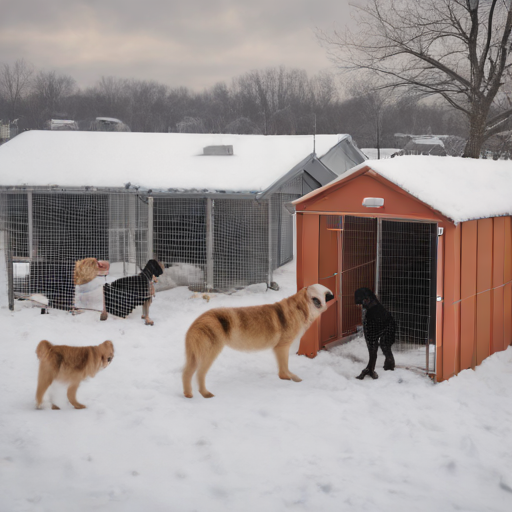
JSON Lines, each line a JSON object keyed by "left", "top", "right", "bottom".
{"left": 35, "top": 340, "right": 53, "bottom": 360}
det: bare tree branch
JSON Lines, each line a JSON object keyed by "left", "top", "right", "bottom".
{"left": 318, "top": 0, "right": 512, "bottom": 157}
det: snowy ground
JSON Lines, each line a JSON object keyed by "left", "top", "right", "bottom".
{"left": 1, "top": 262, "right": 512, "bottom": 512}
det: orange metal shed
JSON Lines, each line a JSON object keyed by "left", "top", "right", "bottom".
{"left": 293, "top": 157, "right": 512, "bottom": 382}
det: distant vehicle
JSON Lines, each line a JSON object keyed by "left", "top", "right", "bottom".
{"left": 90, "top": 117, "right": 131, "bottom": 132}
{"left": 47, "top": 119, "right": 79, "bottom": 131}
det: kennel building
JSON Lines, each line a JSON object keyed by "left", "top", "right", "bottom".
{"left": 292, "top": 155, "right": 512, "bottom": 382}
{"left": 0, "top": 130, "right": 366, "bottom": 310}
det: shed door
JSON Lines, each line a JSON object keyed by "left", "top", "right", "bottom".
{"left": 378, "top": 220, "right": 438, "bottom": 374}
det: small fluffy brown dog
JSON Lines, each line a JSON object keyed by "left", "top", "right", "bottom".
{"left": 35, "top": 340, "right": 114, "bottom": 410}
{"left": 183, "top": 284, "right": 334, "bottom": 398}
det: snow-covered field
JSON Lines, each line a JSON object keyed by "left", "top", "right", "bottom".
{"left": 1, "top": 262, "right": 512, "bottom": 512}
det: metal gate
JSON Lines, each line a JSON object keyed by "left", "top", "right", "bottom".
{"left": 378, "top": 220, "right": 437, "bottom": 374}
{"left": 336, "top": 216, "right": 438, "bottom": 374}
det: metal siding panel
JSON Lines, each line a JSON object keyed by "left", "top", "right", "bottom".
{"left": 504, "top": 283, "right": 512, "bottom": 347}
{"left": 493, "top": 287, "right": 505, "bottom": 353}
{"left": 476, "top": 291, "right": 491, "bottom": 366}
{"left": 442, "top": 225, "right": 461, "bottom": 380}
{"left": 461, "top": 221, "right": 477, "bottom": 300}
{"left": 296, "top": 213, "right": 304, "bottom": 290}
{"left": 460, "top": 296, "right": 476, "bottom": 370}
{"left": 505, "top": 217, "right": 512, "bottom": 284}
{"left": 493, "top": 217, "right": 505, "bottom": 287}
{"left": 477, "top": 218, "right": 493, "bottom": 293}
{"left": 298, "top": 214, "right": 320, "bottom": 357}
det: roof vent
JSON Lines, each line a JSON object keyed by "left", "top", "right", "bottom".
{"left": 203, "top": 145, "right": 233, "bottom": 156}
{"left": 362, "top": 197, "right": 384, "bottom": 208}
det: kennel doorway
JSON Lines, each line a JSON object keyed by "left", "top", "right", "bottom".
{"left": 328, "top": 215, "right": 438, "bottom": 374}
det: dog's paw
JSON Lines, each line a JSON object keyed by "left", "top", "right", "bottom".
{"left": 184, "top": 392, "right": 194, "bottom": 399}
{"left": 356, "top": 369, "right": 379, "bottom": 380}
{"left": 384, "top": 359, "right": 395, "bottom": 371}
{"left": 100, "top": 312, "right": 108, "bottom": 321}
{"left": 290, "top": 374, "right": 302, "bottom": 382}
{"left": 51, "top": 404, "right": 61, "bottom": 410}
{"left": 145, "top": 319, "right": 154, "bottom": 326}
{"left": 200, "top": 391, "right": 215, "bottom": 398}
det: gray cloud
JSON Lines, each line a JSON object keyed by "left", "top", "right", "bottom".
{"left": 0, "top": 0, "right": 353, "bottom": 90}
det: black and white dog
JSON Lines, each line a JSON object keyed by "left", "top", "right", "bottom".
{"left": 354, "top": 287, "right": 396, "bottom": 379}
{"left": 100, "top": 260, "right": 164, "bottom": 325}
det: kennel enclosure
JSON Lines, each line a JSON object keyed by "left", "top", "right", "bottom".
{"left": 293, "top": 156, "right": 512, "bottom": 382}
{"left": 0, "top": 130, "right": 366, "bottom": 309}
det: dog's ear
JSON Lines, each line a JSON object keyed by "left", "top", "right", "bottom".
{"left": 101, "top": 340, "right": 114, "bottom": 365}
{"left": 146, "top": 260, "right": 164, "bottom": 277}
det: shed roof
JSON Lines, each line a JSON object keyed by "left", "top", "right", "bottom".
{"left": 0, "top": 131, "right": 361, "bottom": 194}
{"left": 294, "top": 155, "right": 512, "bottom": 224}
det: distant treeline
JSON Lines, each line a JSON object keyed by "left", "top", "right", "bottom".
{"left": 0, "top": 60, "right": 475, "bottom": 148}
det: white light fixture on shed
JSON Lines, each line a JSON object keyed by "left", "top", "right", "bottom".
{"left": 362, "top": 197, "right": 384, "bottom": 208}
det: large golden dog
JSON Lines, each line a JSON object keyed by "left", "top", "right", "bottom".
{"left": 183, "top": 284, "right": 334, "bottom": 398}
{"left": 35, "top": 340, "right": 114, "bottom": 409}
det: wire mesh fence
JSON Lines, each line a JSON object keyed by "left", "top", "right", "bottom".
{"left": 330, "top": 214, "right": 437, "bottom": 374}
{"left": 378, "top": 220, "right": 437, "bottom": 373}
{"left": 153, "top": 197, "right": 207, "bottom": 290}
{"left": 339, "top": 216, "right": 377, "bottom": 337}
{"left": 1, "top": 184, "right": 301, "bottom": 310}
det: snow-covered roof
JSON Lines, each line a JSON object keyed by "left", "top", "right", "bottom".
{"left": 296, "top": 155, "right": 512, "bottom": 224}
{"left": 0, "top": 131, "right": 348, "bottom": 193}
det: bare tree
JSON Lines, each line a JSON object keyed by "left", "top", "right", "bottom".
{"left": 349, "top": 79, "right": 396, "bottom": 158}
{"left": 319, "top": 0, "right": 512, "bottom": 158}
{"left": 31, "top": 70, "right": 76, "bottom": 117}
{"left": 0, "top": 59, "right": 33, "bottom": 121}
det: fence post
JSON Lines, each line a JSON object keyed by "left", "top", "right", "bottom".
{"left": 27, "top": 192, "right": 33, "bottom": 258}
{"left": 268, "top": 199, "right": 273, "bottom": 287}
{"left": 375, "top": 218, "right": 382, "bottom": 297}
{"left": 147, "top": 197, "right": 154, "bottom": 261}
{"left": 6, "top": 230, "right": 14, "bottom": 311}
{"left": 206, "top": 198, "right": 214, "bottom": 292}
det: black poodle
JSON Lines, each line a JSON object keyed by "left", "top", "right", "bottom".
{"left": 354, "top": 287, "right": 396, "bottom": 379}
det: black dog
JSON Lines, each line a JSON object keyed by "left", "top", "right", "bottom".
{"left": 354, "top": 287, "right": 396, "bottom": 379}
{"left": 100, "top": 259, "right": 164, "bottom": 325}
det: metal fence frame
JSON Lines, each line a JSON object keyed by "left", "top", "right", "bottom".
{"left": 1, "top": 179, "right": 303, "bottom": 309}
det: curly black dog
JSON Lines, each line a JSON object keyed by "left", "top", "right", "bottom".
{"left": 354, "top": 287, "right": 396, "bottom": 380}
{"left": 100, "top": 259, "right": 164, "bottom": 325}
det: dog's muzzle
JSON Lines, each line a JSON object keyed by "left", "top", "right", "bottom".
{"left": 326, "top": 292, "right": 334, "bottom": 302}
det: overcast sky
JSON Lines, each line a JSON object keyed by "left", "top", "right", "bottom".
{"left": 0, "top": 0, "right": 357, "bottom": 91}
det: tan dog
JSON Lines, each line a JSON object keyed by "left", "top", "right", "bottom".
{"left": 182, "top": 284, "right": 334, "bottom": 398}
{"left": 35, "top": 340, "right": 114, "bottom": 410}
